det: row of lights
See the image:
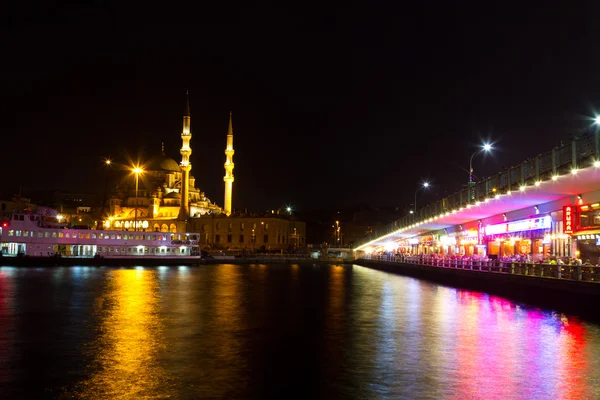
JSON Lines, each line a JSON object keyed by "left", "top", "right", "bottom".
{"left": 357, "top": 155, "right": 600, "bottom": 250}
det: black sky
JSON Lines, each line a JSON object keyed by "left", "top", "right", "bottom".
{"left": 3, "top": 2, "right": 600, "bottom": 212}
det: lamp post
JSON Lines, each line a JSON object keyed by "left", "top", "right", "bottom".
{"left": 132, "top": 166, "right": 144, "bottom": 232}
{"left": 414, "top": 182, "right": 430, "bottom": 213}
{"left": 469, "top": 143, "right": 492, "bottom": 183}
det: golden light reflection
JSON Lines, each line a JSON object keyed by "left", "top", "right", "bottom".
{"left": 75, "top": 269, "right": 173, "bottom": 399}
{"left": 205, "top": 264, "right": 250, "bottom": 396}
{"left": 328, "top": 265, "right": 346, "bottom": 315}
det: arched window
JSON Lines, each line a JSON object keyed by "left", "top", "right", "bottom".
{"left": 216, "top": 222, "right": 221, "bottom": 230}
{"left": 153, "top": 223, "right": 160, "bottom": 232}
{"left": 169, "top": 224, "right": 177, "bottom": 233}
{"left": 161, "top": 224, "right": 168, "bottom": 233}
{"left": 240, "top": 222, "right": 245, "bottom": 231}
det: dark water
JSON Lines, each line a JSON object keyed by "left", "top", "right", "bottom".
{"left": 1, "top": 264, "right": 600, "bottom": 399}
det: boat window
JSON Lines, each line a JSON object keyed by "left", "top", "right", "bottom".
{"left": 23, "top": 231, "right": 29, "bottom": 237}
{"left": 111, "top": 234, "right": 116, "bottom": 239}
{"left": 92, "top": 234, "right": 96, "bottom": 239}
{"left": 79, "top": 233, "right": 85, "bottom": 239}
{"left": 8, "top": 230, "right": 14, "bottom": 236}
{"left": 59, "top": 232, "right": 64, "bottom": 238}
{"left": 52, "top": 232, "right": 56, "bottom": 238}
{"left": 16, "top": 230, "right": 21, "bottom": 236}
{"left": 117, "top": 234, "right": 122, "bottom": 240}
{"left": 38, "top": 232, "right": 43, "bottom": 238}
{"left": 45, "top": 232, "right": 50, "bottom": 238}
{"left": 66, "top": 233, "right": 70, "bottom": 238}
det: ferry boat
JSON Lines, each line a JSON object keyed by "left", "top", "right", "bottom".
{"left": 0, "top": 210, "right": 202, "bottom": 265}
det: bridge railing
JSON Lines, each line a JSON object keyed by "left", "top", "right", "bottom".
{"left": 355, "top": 132, "right": 600, "bottom": 249}
{"left": 361, "top": 255, "right": 600, "bottom": 283}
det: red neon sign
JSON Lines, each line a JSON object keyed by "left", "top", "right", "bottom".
{"left": 563, "top": 205, "right": 574, "bottom": 235}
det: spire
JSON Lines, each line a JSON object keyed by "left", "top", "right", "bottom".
{"left": 184, "top": 89, "right": 190, "bottom": 117}
{"left": 228, "top": 111, "right": 233, "bottom": 136}
{"left": 161, "top": 142, "right": 165, "bottom": 155}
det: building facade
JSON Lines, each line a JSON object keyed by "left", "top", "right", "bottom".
{"left": 188, "top": 212, "right": 306, "bottom": 252}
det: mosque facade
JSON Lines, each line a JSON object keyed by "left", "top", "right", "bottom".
{"left": 103, "top": 92, "right": 306, "bottom": 251}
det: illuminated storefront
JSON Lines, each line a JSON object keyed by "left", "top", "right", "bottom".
{"left": 394, "top": 238, "right": 412, "bottom": 254}
{"left": 573, "top": 203, "right": 600, "bottom": 263}
{"left": 484, "top": 216, "right": 552, "bottom": 259}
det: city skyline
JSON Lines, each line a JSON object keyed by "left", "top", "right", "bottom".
{"left": 4, "top": 2, "right": 600, "bottom": 212}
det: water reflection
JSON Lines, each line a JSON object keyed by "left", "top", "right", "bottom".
{"left": 0, "top": 268, "right": 15, "bottom": 388}
{"left": 75, "top": 269, "right": 172, "bottom": 399}
{"left": 4, "top": 264, "right": 600, "bottom": 399}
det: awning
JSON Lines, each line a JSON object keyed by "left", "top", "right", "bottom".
{"left": 573, "top": 229, "right": 600, "bottom": 236}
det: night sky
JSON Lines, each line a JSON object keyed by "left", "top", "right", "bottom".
{"left": 4, "top": 2, "right": 600, "bottom": 212}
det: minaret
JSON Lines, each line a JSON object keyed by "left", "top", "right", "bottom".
{"left": 179, "top": 90, "right": 192, "bottom": 220}
{"left": 223, "top": 111, "right": 235, "bottom": 216}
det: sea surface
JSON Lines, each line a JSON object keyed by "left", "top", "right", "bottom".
{"left": 0, "top": 263, "right": 599, "bottom": 399}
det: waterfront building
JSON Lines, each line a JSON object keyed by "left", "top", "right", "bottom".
{"left": 188, "top": 210, "right": 306, "bottom": 252}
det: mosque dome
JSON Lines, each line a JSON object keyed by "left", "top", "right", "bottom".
{"left": 163, "top": 191, "right": 181, "bottom": 199}
{"left": 147, "top": 154, "right": 181, "bottom": 173}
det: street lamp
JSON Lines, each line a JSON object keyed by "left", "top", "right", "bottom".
{"left": 469, "top": 143, "right": 492, "bottom": 183}
{"left": 132, "top": 166, "right": 144, "bottom": 232}
{"left": 414, "top": 182, "right": 430, "bottom": 213}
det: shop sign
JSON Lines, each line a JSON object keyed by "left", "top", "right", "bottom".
{"left": 419, "top": 235, "right": 434, "bottom": 245}
{"left": 485, "top": 216, "right": 552, "bottom": 236}
{"left": 460, "top": 229, "right": 478, "bottom": 237}
{"left": 440, "top": 235, "right": 457, "bottom": 246}
{"left": 578, "top": 234, "right": 598, "bottom": 240}
{"left": 563, "top": 205, "right": 574, "bottom": 235}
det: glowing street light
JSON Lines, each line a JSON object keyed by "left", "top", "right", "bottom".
{"left": 132, "top": 166, "right": 144, "bottom": 232}
{"left": 469, "top": 143, "right": 493, "bottom": 183}
{"left": 414, "top": 182, "right": 430, "bottom": 213}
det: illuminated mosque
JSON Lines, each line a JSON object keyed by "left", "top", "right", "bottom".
{"left": 106, "top": 92, "right": 234, "bottom": 233}
{"left": 105, "top": 92, "right": 306, "bottom": 251}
